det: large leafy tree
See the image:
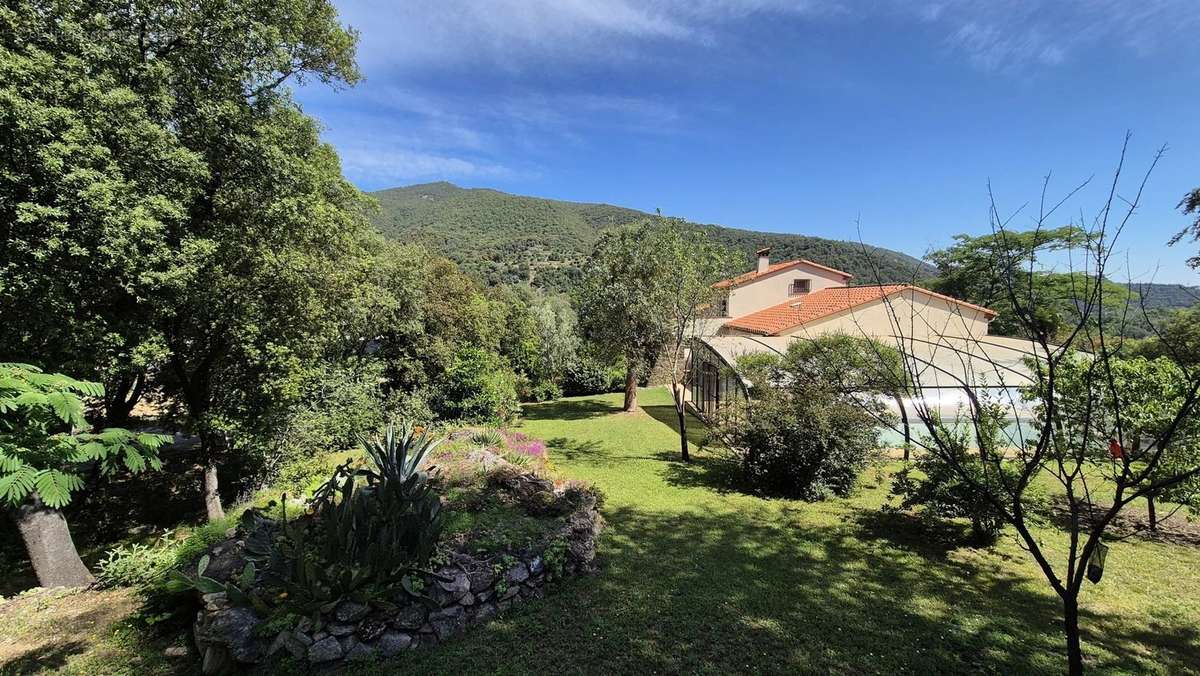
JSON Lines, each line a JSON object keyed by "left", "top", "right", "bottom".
{"left": 576, "top": 219, "right": 679, "bottom": 412}
{"left": 927, "top": 226, "right": 1133, "bottom": 338}
{"left": 1, "top": 0, "right": 370, "bottom": 521}
{"left": 1, "top": 364, "right": 166, "bottom": 586}
{"left": 0, "top": 5, "right": 203, "bottom": 424}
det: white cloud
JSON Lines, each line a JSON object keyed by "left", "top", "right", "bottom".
{"left": 338, "top": 146, "right": 524, "bottom": 185}
{"left": 332, "top": 0, "right": 1198, "bottom": 74}
{"left": 915, "top": 0, "right": 1200, "bottom": 72}
{"left": 335, "top": 0, "right": 837, "bottom": 69}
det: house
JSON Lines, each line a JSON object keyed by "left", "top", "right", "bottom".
{"left": 688, "top": 248, "right": 1041, "bottom": 443}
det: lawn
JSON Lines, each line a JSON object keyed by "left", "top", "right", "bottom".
{"left": 2, "top": 387, "right": 1197, "bottom": 674}
{"left": 354, "top": 387, "right": 1200, "bottom": 675}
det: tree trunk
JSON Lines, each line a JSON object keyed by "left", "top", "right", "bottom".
{"left": 895, "top": 393, "right": 911, "bottom": 460}
{"left": 623, "top": 365, "right": 638, "bottom": 412}
{"left": 1064, "top": 592, "right": 1084, "bottom": 676}
{"left": 9, "top": 494, "right": 94, "bottom": 587}
{"left": 672, "top": 384, "right": 691, "bottom": 462}
{"left": 104, "top": 371, "right": 146, "bottom": 427}
{"left": 1147, "top": 495, "right": 1157, "bottom": 533}
{"left": 203, "top": 459, "right": 225, "bottom": 522}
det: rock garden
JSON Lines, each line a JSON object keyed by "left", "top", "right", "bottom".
{"left": 178, "top": 424, "right": 604, "bottom": 672}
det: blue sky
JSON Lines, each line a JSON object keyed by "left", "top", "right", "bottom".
{"left": 296, "top": 0, "right": 1200, "bottom": 283}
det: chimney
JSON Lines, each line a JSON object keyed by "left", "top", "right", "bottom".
{"left": 756, "top": 247, "right": 771, "bottom": 274}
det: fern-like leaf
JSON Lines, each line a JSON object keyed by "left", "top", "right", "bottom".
{"left": 34, "top": 469, "right": 84, "bottom": 508}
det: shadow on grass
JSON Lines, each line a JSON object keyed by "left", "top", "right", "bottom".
{"left": 523, "top": 397, "right": 618, "bottom": 422}
{"left": 851, "top": 507, "right": 980, "bottom": 558}
{"left": 346, "top": 502, "right": 1197, "bottom": 675}
{"left": 0, "top": 641, "right": 90, "bottom": 674}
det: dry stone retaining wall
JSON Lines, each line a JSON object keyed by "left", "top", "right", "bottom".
{"left": 193, "top": 495, "right": 602, "bottom": 673}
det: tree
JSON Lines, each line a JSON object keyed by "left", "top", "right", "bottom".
{"left": 866, "top": 141, "right": 1200, "bottom": 674}
{"left": 927, "top": 226, "right": 1133, "bottom": 338}
{"left": 1, "top": 364, "right": 167, "bottom": 586}
{"left": 576, "top": 221, "right": 675, "bottom": 413}
{"left": 0, "top": 5, "right": 203, "bottom": 424}
{"left": 2, "top": 0, "right": 370, "bottom": 522}
{"left": 1043, "top": 354, "right": 1200, "bottom": 532}
{"left": 1171, "top": 186, "right": 1200, "bottom": 268}
{"left": 655, "top": 220, "right": 737, "bottom": 461}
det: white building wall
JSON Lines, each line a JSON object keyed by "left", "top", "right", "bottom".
{"left": 725, "top": 263, "right": 848, "bottom": 317}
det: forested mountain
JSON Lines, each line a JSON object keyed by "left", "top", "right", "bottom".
{"left": 371, "top": 182, "right": 934, "bottom": 290}
{"left": 1127, "top": 282, "right": 1200, "bottom": 310}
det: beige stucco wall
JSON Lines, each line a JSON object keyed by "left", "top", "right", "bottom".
{"left": 781, "top": 288, "right": 991, "bottom": 340}
{"left": 725, "top": 262, "right": 848, "bottom": 317}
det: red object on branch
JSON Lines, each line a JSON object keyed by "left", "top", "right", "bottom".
{"left": 1108, "top": 438, "right": 1124, "bottom": 459}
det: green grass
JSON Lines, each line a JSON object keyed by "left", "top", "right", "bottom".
{"left": 352, "top": 387, "right": 1200, "bottom": 675}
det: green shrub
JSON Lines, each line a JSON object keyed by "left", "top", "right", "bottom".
{"left": 530, "top": 380, "right": 562, "bottom": 402}
{"left": 97, "top": 519, "right": 233, "bottom": 592}
{"left": 717, "top": 336, "right": 892, "bottom": 500}
{"left": 433, "top": 347, "right": 521, "bottom": 424}
{"left": 892, "top": 406, "right": 1017, "bottom": 544}
{"left": 728, "top": 395, "right": 880, "bottom": 499}
{"left": 268, "top": 361, "right": 387, "bottom": 486}
{"left": 562, "top": 353, "right": 623, "bottom": 396}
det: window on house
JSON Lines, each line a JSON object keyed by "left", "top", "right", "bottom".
{"left": 790, "top": 278, "right": 811, "bottom": 296}
{"left": 717, "top": 297, "right": 729, "bottom": 316}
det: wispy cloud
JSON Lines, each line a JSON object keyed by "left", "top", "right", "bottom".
{"left": 337, "top": 146, "right": 526, "bottom": 186}
{"left": 912, "top": 0, "right": 1200, "bottom": 72}
{"left": 335, "top": 0, "right": 839, "bottom": 69}
{"left": 334, "top": 0, "right": 1197, "bottom": 74}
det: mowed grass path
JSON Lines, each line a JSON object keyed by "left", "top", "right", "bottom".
{"left": 364, "top": 387, "right": 1199, "bottom": 675}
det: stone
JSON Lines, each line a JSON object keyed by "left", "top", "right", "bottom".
{"left": 201, "top": 592, "right": 228, "bottom": 612}
{"left": 196, "top": 606, "right": 265, "bottom": 664}
{"left": 295, "top": 617, "right": 314, "bottom": 633}
{"left": 339, "top": 635, "right": 359, "bottom": 652}
{"left": 527, "top": 556, "right": 544, "bottom": 576}
{"left": 203, "top": 539, "right": 247, "bottom": 582}
{"left": 457, "top": 591, "right": 475, "bottom": 606}
{"left": 293, "top": 631, "right": 313, "bottom": 647}
{"left": 428, "top": 605, "right": 466, "bottom": 640}
{"left": 327, "top": 622, "right": 357, "bottom": 637}
{"left": 312, "top": 631, "right": 328, "bottom": 642}
{"left": 335, "top": 600, "right": 370, "bottom": 623}
{"left": 497, "top": 599, "right": 513, "bottom": 613}
{"left": 307, "top": 636, "right": 343, "bottom": 663}
{"left": 201, "top": 646, "right": 232, "bottom": 675}
{"left": 376, "top": 631, "right": 413, "bottom": 657}
{"left": 345, "top": 641, "right": 377, "bottom": 662}
{"left": 358, "top": 618, "right": 387, "bottom": 642}
{"left": 473, "top": 602, "right": 497, "bottom": 623}
{"left": 391, "top": 604, "right": 427, "bottom": 630}
{"left": 506, "top": 562, "right": 529, "bottom": 584}
{"left": 268, "top": 632, "right": 307, "bottom": 660}
{"left": 468, "top": 568, "right": 496, "bottom": 593}
{"left": 163, "top": 645, "right": 188, "bottom": 658}
{"left": 500, "top": 584, "right": 521, "bottom": 601}
{"left": 474, "top": 589, "right": 495, "bottom": 604}
{"left": 436, "top": 569, "right": 470, "bottom": 596}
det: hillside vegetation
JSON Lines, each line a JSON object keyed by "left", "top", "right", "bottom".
{"left": 371, "top": 182, "right": 933, "bottom": 290}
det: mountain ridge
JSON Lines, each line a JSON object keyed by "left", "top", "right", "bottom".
{"left": 370, "top": 182, "right": 934, "bottom": 291}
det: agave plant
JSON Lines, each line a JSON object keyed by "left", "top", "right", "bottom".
{"left": 360, "top": 422, "right": 443, "bottom": 486}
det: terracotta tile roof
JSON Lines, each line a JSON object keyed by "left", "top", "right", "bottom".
{"left": 723, "top": 285, "right": 997, "bottom": 336}
{"left": 714, "top": 259, "right": 853, "bottom": 289}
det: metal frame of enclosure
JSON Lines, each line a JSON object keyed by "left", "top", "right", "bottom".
{"left": 687, "top": 338, "right": 748, "bottom": 421}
